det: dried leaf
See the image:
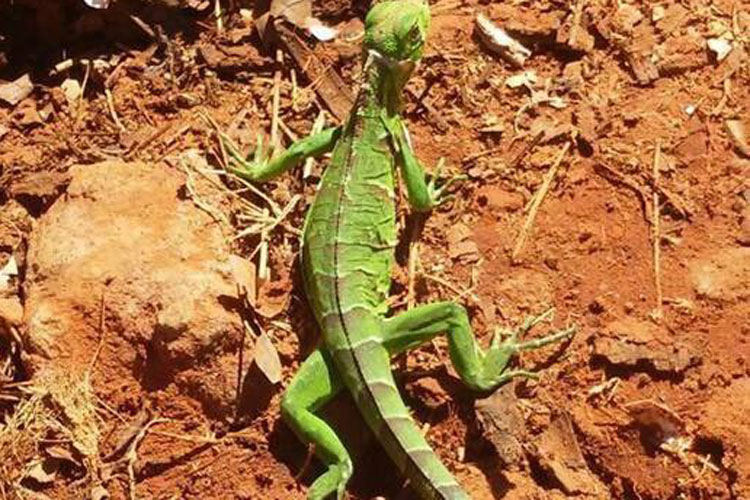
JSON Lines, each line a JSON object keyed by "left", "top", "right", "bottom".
{"left": 254, "top": 332, "right": 282, "bottom": 384}
{"left": 0, "top": 74, "right": 33, "bottom": 106}
{"left": 270, "top": 0, "right": 311, "bottom": 27}
{"left": 446, "top": 224, "right": 479, "bottom": 263}
{"left": 229, "top": 255, "right": 256, "bottom": 306}
{"left": 475, "top": 382, "right": 526, "bottom": 467}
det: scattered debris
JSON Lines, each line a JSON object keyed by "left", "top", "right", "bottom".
{"left": 12, "top": 100, "right": 43, "bottom": 128}
{"left": 274, "top": 22, "right": 354, "bottom": 122}
{"left": 587, "top": 377, "right": 620, "bottom": 402}
{"left": 83, "top": 0, "right": 110, "bottom": 8}
{"left": 628, "top": 54, "right": 660, "bottom": 85}
{"left": 23, "top": 458, "right": 59, "bottom": 486}
{"left": 0, "top": 74, "right": 33, "bottom": 106}
{"left": 60, "top": 78, "right": 82, "bottom": 108}
{"left": 475, "top": 13, "right": 531, "bottom": 67}
{"left": 229, "top": 255, "right": 257, "bottom": 306}
{"left": 533, "top": 412, "right": 604, "bottom": 496}
{"left": 475, "top": 382, "right": 526, "bottom": 468}
{"left": 556, "top": 7, "right": 595, "bottom": 53}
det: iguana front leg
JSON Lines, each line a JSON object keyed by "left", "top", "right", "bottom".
{"left": 280, "top": 348, "right": 353, "bottom": 500}
{"left": 388, "top": 118, "right": 465, "bottom": 212}
{"left": 223, "top": 126, "right": 342, "bottom": 182}
{"left": 383, "top": 304, "right": 575, "bottom": 391}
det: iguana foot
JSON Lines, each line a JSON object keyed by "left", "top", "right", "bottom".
{"left": 382, "top": 302, "right": 575, "bottom": 392}
{"left": 308, "top": 460, "right": 353, "bottom": 500}
{"left": 481, "top": 308, "right": 575, "bottom": 387}
{"left": 221, "top": 132, "right": 272, "bottom": 181}
{"left": 426, "top": 157, "right": 467, "bottom": 207}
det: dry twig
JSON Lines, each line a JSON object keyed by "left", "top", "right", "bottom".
{"left": 105, "top": 88, "right": 125, "bottom": 132}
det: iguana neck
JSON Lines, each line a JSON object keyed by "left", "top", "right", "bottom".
{"left": 357, "top": 50, "right": 414, "bottom": 118}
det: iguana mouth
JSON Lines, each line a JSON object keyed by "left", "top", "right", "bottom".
{"left": 369, "top": 49, "right": 416, "bottom": 75}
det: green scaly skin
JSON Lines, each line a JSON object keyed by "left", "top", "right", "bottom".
{"left": 224, "top": 2, "right": 575, "bottom": 498}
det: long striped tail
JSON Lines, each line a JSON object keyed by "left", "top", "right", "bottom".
{"left": 334, "top": 331, "right": 470, "bottom": 500}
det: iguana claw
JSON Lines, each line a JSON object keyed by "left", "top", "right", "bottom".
{"left": 426, "top": 157, "right": 467, "bottom": 207}
{"left": 221, "top": 133, "right": 274, "bottom": 181}
{"left": 481, "top": 308, "right": 576, "bottom": 387}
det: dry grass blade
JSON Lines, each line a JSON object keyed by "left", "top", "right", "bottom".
{"left": 512, "top": 141, "right": 571, "bottom": 262}
{"left": 0, "top": 369, "right": 101, "bottom": 495}
{"left": 652, "top": 142, "right": 663, "bottom": 320}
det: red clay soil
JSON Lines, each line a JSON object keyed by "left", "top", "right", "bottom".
{"left": 1, "top": 0, "right": 749, "bottom": 499}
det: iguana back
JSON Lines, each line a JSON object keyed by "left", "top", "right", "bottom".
{"left": 301, "top": 64, "right": 468, "bottom": 499}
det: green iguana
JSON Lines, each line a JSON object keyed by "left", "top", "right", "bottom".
{"left": 224, "top": 2, "right": 574, "bottom": 498}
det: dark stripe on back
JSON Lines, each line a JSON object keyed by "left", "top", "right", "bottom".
{"left": 328, "top": 83, "right": 456, "bottom": 500}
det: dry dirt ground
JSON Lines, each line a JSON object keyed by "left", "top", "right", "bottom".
{"left": 1, "top": 0, "right": 749, "bottom": 499}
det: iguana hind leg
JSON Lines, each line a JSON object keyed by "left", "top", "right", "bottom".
{"left": 382, "top": 302, "right": 574, "bottom": 392}
{"left": 280, "top": 347, "right": 352, "bottom": 500}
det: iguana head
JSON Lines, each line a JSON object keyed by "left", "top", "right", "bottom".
{"left": 363, "top": 0, "right": 431, "bottom": 63}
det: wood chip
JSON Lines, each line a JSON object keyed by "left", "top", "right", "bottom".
{"left": 593, "top": 318, "right": 699, "bottom": 374}
{"left": 475, "top": 13, "right": 531, "bottom": 67}
{"left": 475, "top": 382, "right": 526, "bottom": 468}
{"left": 534, "top": 412, "right": 603, "bottom": 495}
